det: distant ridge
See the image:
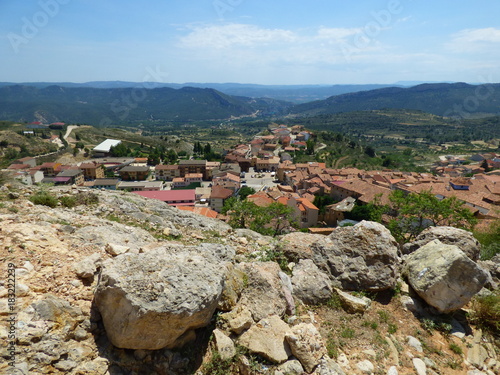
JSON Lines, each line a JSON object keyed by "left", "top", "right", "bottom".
{"left": 291, "top": 82, "right": 500, "bottom": 118}
{"left": 0, "top": 85, "right": 291, "bottom": 124}
{"left": 0, "top": 82, "right": 407, "bottom": 103}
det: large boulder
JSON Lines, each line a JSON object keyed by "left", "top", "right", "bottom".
{"left": 235, "top": 262, "right": 292, "bottom": 321}
{"left": 291, "top": 259, "right": 333, "bottom": 305}
{"left": 280, "top": 232, "right": 325, "bottom": 261}
{"left": 402, "top": 226, "right": 481, "bottom": 261}
{"left": 94, "top": 245, "right": 230, "bottom": 350}
{"left": 403, "top": 240, "right": 489, "bottom": 313}
{"left": 312, "top": 221, "right": 400, "bottom": 291}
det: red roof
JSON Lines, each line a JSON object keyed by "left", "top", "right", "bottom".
{"left": 133, "top": 190, "right": 195, "bottom": 203}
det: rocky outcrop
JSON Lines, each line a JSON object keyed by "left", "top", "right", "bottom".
{"left": 94, "top": 245, "right": 231, "bottom": 350}
{"left": 404, "top": 239, "right": 489, "bottom": 313}
{"left": 403, "top": 226, "right": 481, "bottom": 261}
{"left": 2, "top": 185, "right": 499, "bottom": 375}
{"left": 312, "top": 221, "right": 400, "bottom": 291}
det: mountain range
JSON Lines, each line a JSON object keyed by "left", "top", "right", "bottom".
{"left": 0, "top": 82, "right": 499, "bottom": 125}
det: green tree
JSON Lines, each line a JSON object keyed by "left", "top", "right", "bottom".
{"left": 387, "top": 190, "right": 477, "bottom": 243}
{"left": 222, "top": 199, "right": 297, "bottom": 236}
{"left": 238, "top": 186, "right": 256, "bottom": 200}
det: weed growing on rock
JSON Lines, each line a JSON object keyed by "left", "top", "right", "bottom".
{"left": 449, "top": 342, "right": 463, "bottom": 355}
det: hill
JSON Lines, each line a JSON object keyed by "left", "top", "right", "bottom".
{"left": 0, "top": 81, "right": 404, "bottom": 103}
{"left": 0, "top": 85, "right": 291, "bottom": 125}
{"left": 291, "top": 83, "right": 500, "bottom": 118}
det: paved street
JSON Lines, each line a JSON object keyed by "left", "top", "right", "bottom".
{"left": 242, "top": 167, "right": 279, "bottom": 192}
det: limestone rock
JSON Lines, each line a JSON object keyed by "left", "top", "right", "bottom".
{"left": 412, "top": 358, "right": 426, "bottom": 375}
{"left": 213, "top": 329, "right": 236, "bottom": 361}
{"left": 403, "top": 226, "right": 481, "bottom": 261}
{"left": 312, "top": 357, "right": 347, "bottom": 375}
{"left": 356, "top": 359, "right": 374, "bottom": 374}
{"left": 291, "top": 259, "right": 333, "bottom": 305}
{"left": 334, "top": 288, "right": 371, "bottom": 314}
{"left": 235, "top": 262, "right": 291, "bottom": 321}
{"left": 105, "top": 243, "right": 130, "bottom": 256}
{"left": 407, "top": 335, "right": 423, "bottom": 353}
{"left": 222, "top": 305, "right": 254, "bottom": 335}
{"left": 238, "top": 315, "right": 292, "bottom": 364}
{"left": 404, "top": 240, "right": 489, "bottom": 313}
{"left": 94, "top": 246, "right": 228, "bottom": 350}
{"left": 73, "top": 253, "right": 101, "bottom": 279}
{"left": 278, "top": 359, "right": 304, "bottom": 374}
{"left": 312, "top": 221, "right": 399, "bottom": 291}
{"left": 285, "top": 323, "right": 326, "bottom": 373}
{"left": 281, "top": 232, "right": 325, "bottom": 261}
{"left": 218, "top": 263, "right": 247, "bottom": 311}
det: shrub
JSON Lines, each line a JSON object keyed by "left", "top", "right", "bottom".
{"left": 60, "top": 195, "right": 77, "bottom": 208}
{"left": 30, "top": 191, "right": 58, "bottom": 208}
{"left": 475, "top": 220, "right": 500, "bottom": 260}
{"left": 75, "top": 191, "right": 99, "bottom": 205}
{"left": 469, "top": 290, "right": 500, "bottom": 335}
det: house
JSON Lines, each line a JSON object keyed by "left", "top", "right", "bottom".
{"left": 177, "top": 206, "right": 218, "bottom": 219}
{"left": 117, "top": 181, "right": 163, "bottom": 191}
{"left": 39, "top": 162, "right": 62, "bottom": 177}
{"left": 450, "top": 177, "right": 473, "bottom": 190}
{"left": 79, "top": 162, "right": 105, "bottom": 180}
{"left": 178, "top": 160, "right": 208, "bottom": 179}
{"left": 118, "top": 165, "right": 150, "bottom": 181}
{"left": 54, "top": 169, "right": 85, "bottom": 186}
{"left": 172, "top": 177, "right": 187, "bottom": 189}
{"left": 133, "top": 190, "right": 196, "bottom": 207}
{"left": 92, "top": 139, "right": 122, "bottom": 157}
{"left": 287, "top": 196, "right": 319, "bottom": 228}
{"left": 323, "top": 197, "right": 356, "bottom": 226}
{"left": 212, "top": 172, "right": 241, "bottom": 192}
{"left": 89, "top": 178, "right": 120, "bottom": 190}
{"left": 195, "top": 187, "right": 212, "bottom": 203}
{"left": 155, "top": 165, "right": 180, "bottom": 181}
{"left": 15, "top": 157, "right": 37, "bottom": 168}
{"left": 209, "top": 185, "right": 233, "bottom": 212}
{"left": 185, "top": 173, "right": 203, "bottom": 185}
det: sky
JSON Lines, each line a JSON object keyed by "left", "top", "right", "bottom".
{"left": 1, "top": 0, "right": 500, "bottom": 85}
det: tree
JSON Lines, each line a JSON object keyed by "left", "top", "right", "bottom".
{"left": 238, "top": 186, "right": 256, "bottom": 200}
{"left": 480, "top": 159, "right": 491, "bottom": 173}
{"left": 222, "top": 199, "right": 297, "bottom": 236}
{"left": 387, "top": 190, "right": 477, "bottom": 243}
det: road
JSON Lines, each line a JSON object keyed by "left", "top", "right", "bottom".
{"left": 63, "top": 125, "right": 79, "bottom": 143}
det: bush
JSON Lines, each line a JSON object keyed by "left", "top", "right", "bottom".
{"left": 475, "top": 220, "right": 500, "bottom": 260}
{"left": 30, "top": 191, "right": 58, "bottom": 208}
{"left": 60, "top": 195, "right": 77, "bottom": 208}
{"left": 75, "top": 191, "right": 99, "bottom": 205}
{"left": 469, "top": 290, "right": 500, "bottom": 335}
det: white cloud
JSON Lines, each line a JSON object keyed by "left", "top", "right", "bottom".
{"left": 447, "top": 27, "right": 500, "bottom": 52}
{"left": 180, "top": 24, "right": 297, "bottom": 49}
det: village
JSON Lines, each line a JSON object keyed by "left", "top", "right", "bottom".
{"left": 4, "top": 123, "right": 500, "bottom": 232}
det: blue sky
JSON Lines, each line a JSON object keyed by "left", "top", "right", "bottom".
{"left": 1, "top": 0, "right": 499, "bottom": 84}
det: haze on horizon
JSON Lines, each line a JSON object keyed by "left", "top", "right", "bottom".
{"left": 1, "top": 0, "right": 500, "bottom": 86}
